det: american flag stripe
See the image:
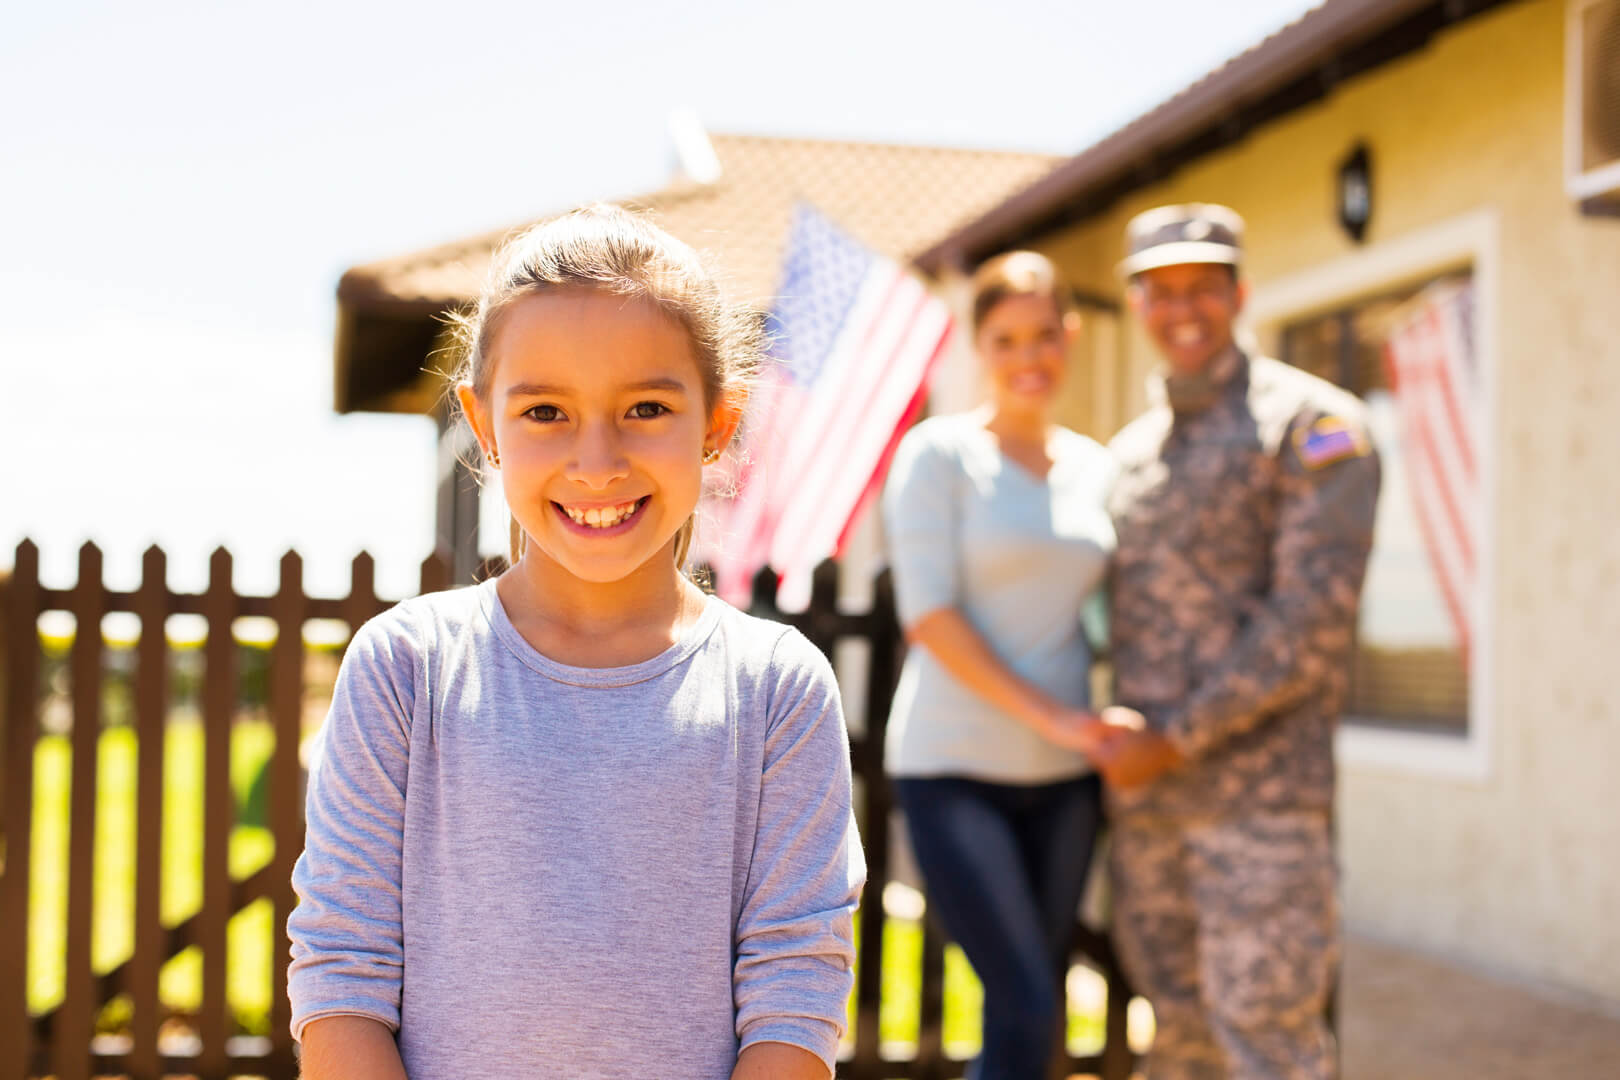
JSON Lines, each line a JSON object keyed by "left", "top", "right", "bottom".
{"left": 834, "top": 374, "right": 937, "bottom": 556}
{"left": 1423, "top": 305, "right": 1478, "bottom": 482}
{"left": 1405, "top": 440, "right": 1473, "bottom": 655}
{"left": 701, "top": 203, "right": 954, "bottom": 608}
{"left": 772, "top": 299, "right": 949, "bottom": 568}
{"left": 769, "top": 269, "right": 952, "bottom": 607}
{"left": 1384, "top": 281, "right": 1479, "bottom": 656}
{"left": 1410, "top": 411, "right": 1476, "bottom": 576}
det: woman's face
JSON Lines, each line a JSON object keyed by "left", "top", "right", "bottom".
{"left": 975, "top": 292, "right": 1073, "bottom": 411}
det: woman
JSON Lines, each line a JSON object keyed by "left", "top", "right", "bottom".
{"left": 882, "top": 251, "right": 1114, "bottom": 1080}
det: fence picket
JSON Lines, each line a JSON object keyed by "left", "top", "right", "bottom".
{"left": 56, "top": 542, "right": 104, "bottom": 1080}
{"left": 344, "top": 551, "right": 378, "bottom": 632}
{"left": 1, "top": 540, "right": 41, "bottom": 1080}
{"left": 198, "top": 548, "right": 235, "bottom": 1074}
{"left": 129, "top": 545, "right": 167, "bottom": 1080}
{"left": 918, "top": 916, "right": 947, "bottom": 1079}
{"left": 418, "top": 550, "right": 450, "bottom": 596}
{"left": 267, "top": 551, "right": 305, "bottom": 1068}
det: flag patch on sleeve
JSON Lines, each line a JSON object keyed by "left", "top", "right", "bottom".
{"left": 1293, "top": 416, "right": 1370, "bottom": 470}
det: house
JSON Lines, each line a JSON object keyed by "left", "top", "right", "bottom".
{"left": 915, "top": 0, "right": 1620, "bottom": 1013}
{"left": 330, "top": 131, "right": 1059, "bottom": 582}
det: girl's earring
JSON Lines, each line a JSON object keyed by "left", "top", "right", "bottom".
{"left": 701, "top": 447, "right": 721, "bottom": 465}
{"left": 487, "top": 448, "right": 500, "bottom": 468}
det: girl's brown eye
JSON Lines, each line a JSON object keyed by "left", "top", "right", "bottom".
{"left": 526, "top": 404, "right": 562, "bottom": 422}
{"left": 631, "top": 402, "right": 669, "bottom": 419}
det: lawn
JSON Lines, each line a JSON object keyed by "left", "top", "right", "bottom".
{"left": 27, "top": 721, "right": 1115, "bottom": 1055}
{"left": 28, "top": 719, "right": 280, "bottom": 1034}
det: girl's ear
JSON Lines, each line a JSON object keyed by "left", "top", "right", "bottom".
{"left": 456, "top": 381, "right": 496, "bottom": 460}
{"left": 705, "top": 391, "right": 746, "bottom": 456}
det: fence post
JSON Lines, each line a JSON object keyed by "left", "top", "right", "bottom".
{"left": 849, "top": 564, "right": 894, "bottom": 1078}
{"left": 56, "top": 542, "right": 105, "bottom": 1080}
{"left": 268, "top": 551, "right": 306, "bottom": 1072}
{"left": 199, "top": 547, "right": 236, "bottom": 1075}
{"left": 1, "top": 540, "right": 40, "bottom": 1080}
{"left": 129, "top": 545, "right": 168, "bottom": 1080}
{"left": 419, "top": 551, "right": 451, "bottom": 598}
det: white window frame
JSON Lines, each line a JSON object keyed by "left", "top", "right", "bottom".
{"left": 1245, "top": 209, "right": 1500, "bottom": 783}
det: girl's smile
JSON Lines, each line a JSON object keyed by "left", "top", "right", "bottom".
{"left": 554, "top": 495, "right": 650, "bottom": 533}
{"left": 459, "top": 287, "right": 729, "bottom": 589}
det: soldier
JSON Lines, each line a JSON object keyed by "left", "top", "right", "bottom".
{"left": 1092, "top": 204, "right": 1381, "bottom": 1080}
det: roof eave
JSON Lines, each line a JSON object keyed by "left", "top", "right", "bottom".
{"left": 914, "top": 0, "right": 1516, "bottom": 273}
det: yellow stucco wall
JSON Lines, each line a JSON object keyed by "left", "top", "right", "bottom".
{"left": 1032, "top": 0, "right": 1620, "bottom": 1006}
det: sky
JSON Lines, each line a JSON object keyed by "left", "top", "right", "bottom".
{"left": 3, "top": 0, "right": 1321, "bottom": 599}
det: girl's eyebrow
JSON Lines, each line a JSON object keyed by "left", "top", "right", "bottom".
{"left": 505, "top": 378, "right": 691, "bottom": 398}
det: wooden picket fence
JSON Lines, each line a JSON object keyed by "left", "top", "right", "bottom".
{"left": 0, "top": 540, "right": 1134, "bottom": 1080}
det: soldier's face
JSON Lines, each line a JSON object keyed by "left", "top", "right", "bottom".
{"left": 975, "top": 293, "right": 1076, "bottom": 411}
{"left": 1130, "top": 263, "right": 1245, "bottom": 376}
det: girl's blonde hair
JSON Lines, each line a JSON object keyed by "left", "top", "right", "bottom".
{"left": 448, "top": 204, "right": 762, "bottom": 568}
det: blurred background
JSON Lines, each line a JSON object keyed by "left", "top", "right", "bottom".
{"left": 5, "top": 1, "right": 1619, "bottom": 1077}
{"left": 3, "top": 0, "right": 1314, "bottom": 598}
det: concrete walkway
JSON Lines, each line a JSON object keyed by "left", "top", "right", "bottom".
{"left": 1340, "top": 937, "right": 1620, "bottom": 1078}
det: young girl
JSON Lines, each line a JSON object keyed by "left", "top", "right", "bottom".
{"left": 287, "top": 206, "right": 865, "bottom": 1080}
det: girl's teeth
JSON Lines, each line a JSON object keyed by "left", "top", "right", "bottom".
{"left": 566, "top": 501, "right": 638, "bottom": 528}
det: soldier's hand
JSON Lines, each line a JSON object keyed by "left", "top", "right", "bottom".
{"left": 1093, "top": 728, "right": 1184, "bottom": 789}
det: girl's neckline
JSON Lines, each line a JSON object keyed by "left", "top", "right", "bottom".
{"left": 477, "top": 577, "right": 725, "bottom": 687}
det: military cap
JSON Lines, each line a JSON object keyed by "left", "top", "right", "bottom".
{"left": 1117, "top": 203, "right": 1245, "bottom": 278}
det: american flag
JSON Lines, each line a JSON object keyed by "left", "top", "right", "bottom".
{"left": 700, "top": 202, "right": 954, "bottom": 609}
{"left": 1382, "top": 281, "right": 1478, "bottom": 656}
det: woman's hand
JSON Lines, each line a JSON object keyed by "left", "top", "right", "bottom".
{"left": 1041, "top": 708, "right": 1111, "bottom": 755}
{"left": 1089, "top": 706, "right": 1184, "bottom": 788}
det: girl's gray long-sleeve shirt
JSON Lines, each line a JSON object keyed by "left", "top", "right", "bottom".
{"left": 287, "top": 579, "right": 865, "bottom": 1079}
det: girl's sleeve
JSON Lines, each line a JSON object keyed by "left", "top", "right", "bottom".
{"left": 733, "top": 630, "right": 867, "bottom": 1073}
{"left": 286, "top": 609, "right": 418, "bottom": 1041}
{"left": 881, "top": 424, "right": 961, "bottom": 628}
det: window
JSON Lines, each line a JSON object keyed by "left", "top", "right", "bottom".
{"left": 1280, "top": 271, "right": 1474, "bottom": 734}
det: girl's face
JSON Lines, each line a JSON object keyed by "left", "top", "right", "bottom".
{"left": 975, "top": 293, "right": 1074, "bottom": 412}
{"left": 460, "top": 288, "right": 734, "bottom": 586}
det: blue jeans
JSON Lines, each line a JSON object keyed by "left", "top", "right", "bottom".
{"left": 895, "top": 773, "right": 1103, "bottom": 1080}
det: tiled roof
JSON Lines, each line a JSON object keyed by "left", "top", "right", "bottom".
{"left": 339, "top": 133, "right": 1060, "bottom": 314}
{"left": 335, "top": 133, "right": 1058, "bottom": 413}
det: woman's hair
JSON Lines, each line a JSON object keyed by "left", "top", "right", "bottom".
{"left": 969, "top": 250, "right": 1075, "bottom": 335}
{"left": 447, "top": 204, "right": 762, "bottom": 568}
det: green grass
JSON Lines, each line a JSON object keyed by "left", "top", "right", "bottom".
{"left": 850, "top": 909, "right": 1107, "bottom": 1058}
{"left": 28, "top": 720, "right": 1110, "bottom": 1054}
{"left": 28, "top": 718, "right": 280, "bottom": 1035}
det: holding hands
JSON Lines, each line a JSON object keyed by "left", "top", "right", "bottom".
{"left": 1045, "top": 706, "right": 1183, "bottom": 790}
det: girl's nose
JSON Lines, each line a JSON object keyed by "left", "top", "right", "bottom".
{"left": 566, "top": 424, "right": 630, "bottom": 490}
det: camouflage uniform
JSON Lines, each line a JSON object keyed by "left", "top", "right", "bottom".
{"left": 1106, "top": 346, "right": 1381, "bottom": 1080}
